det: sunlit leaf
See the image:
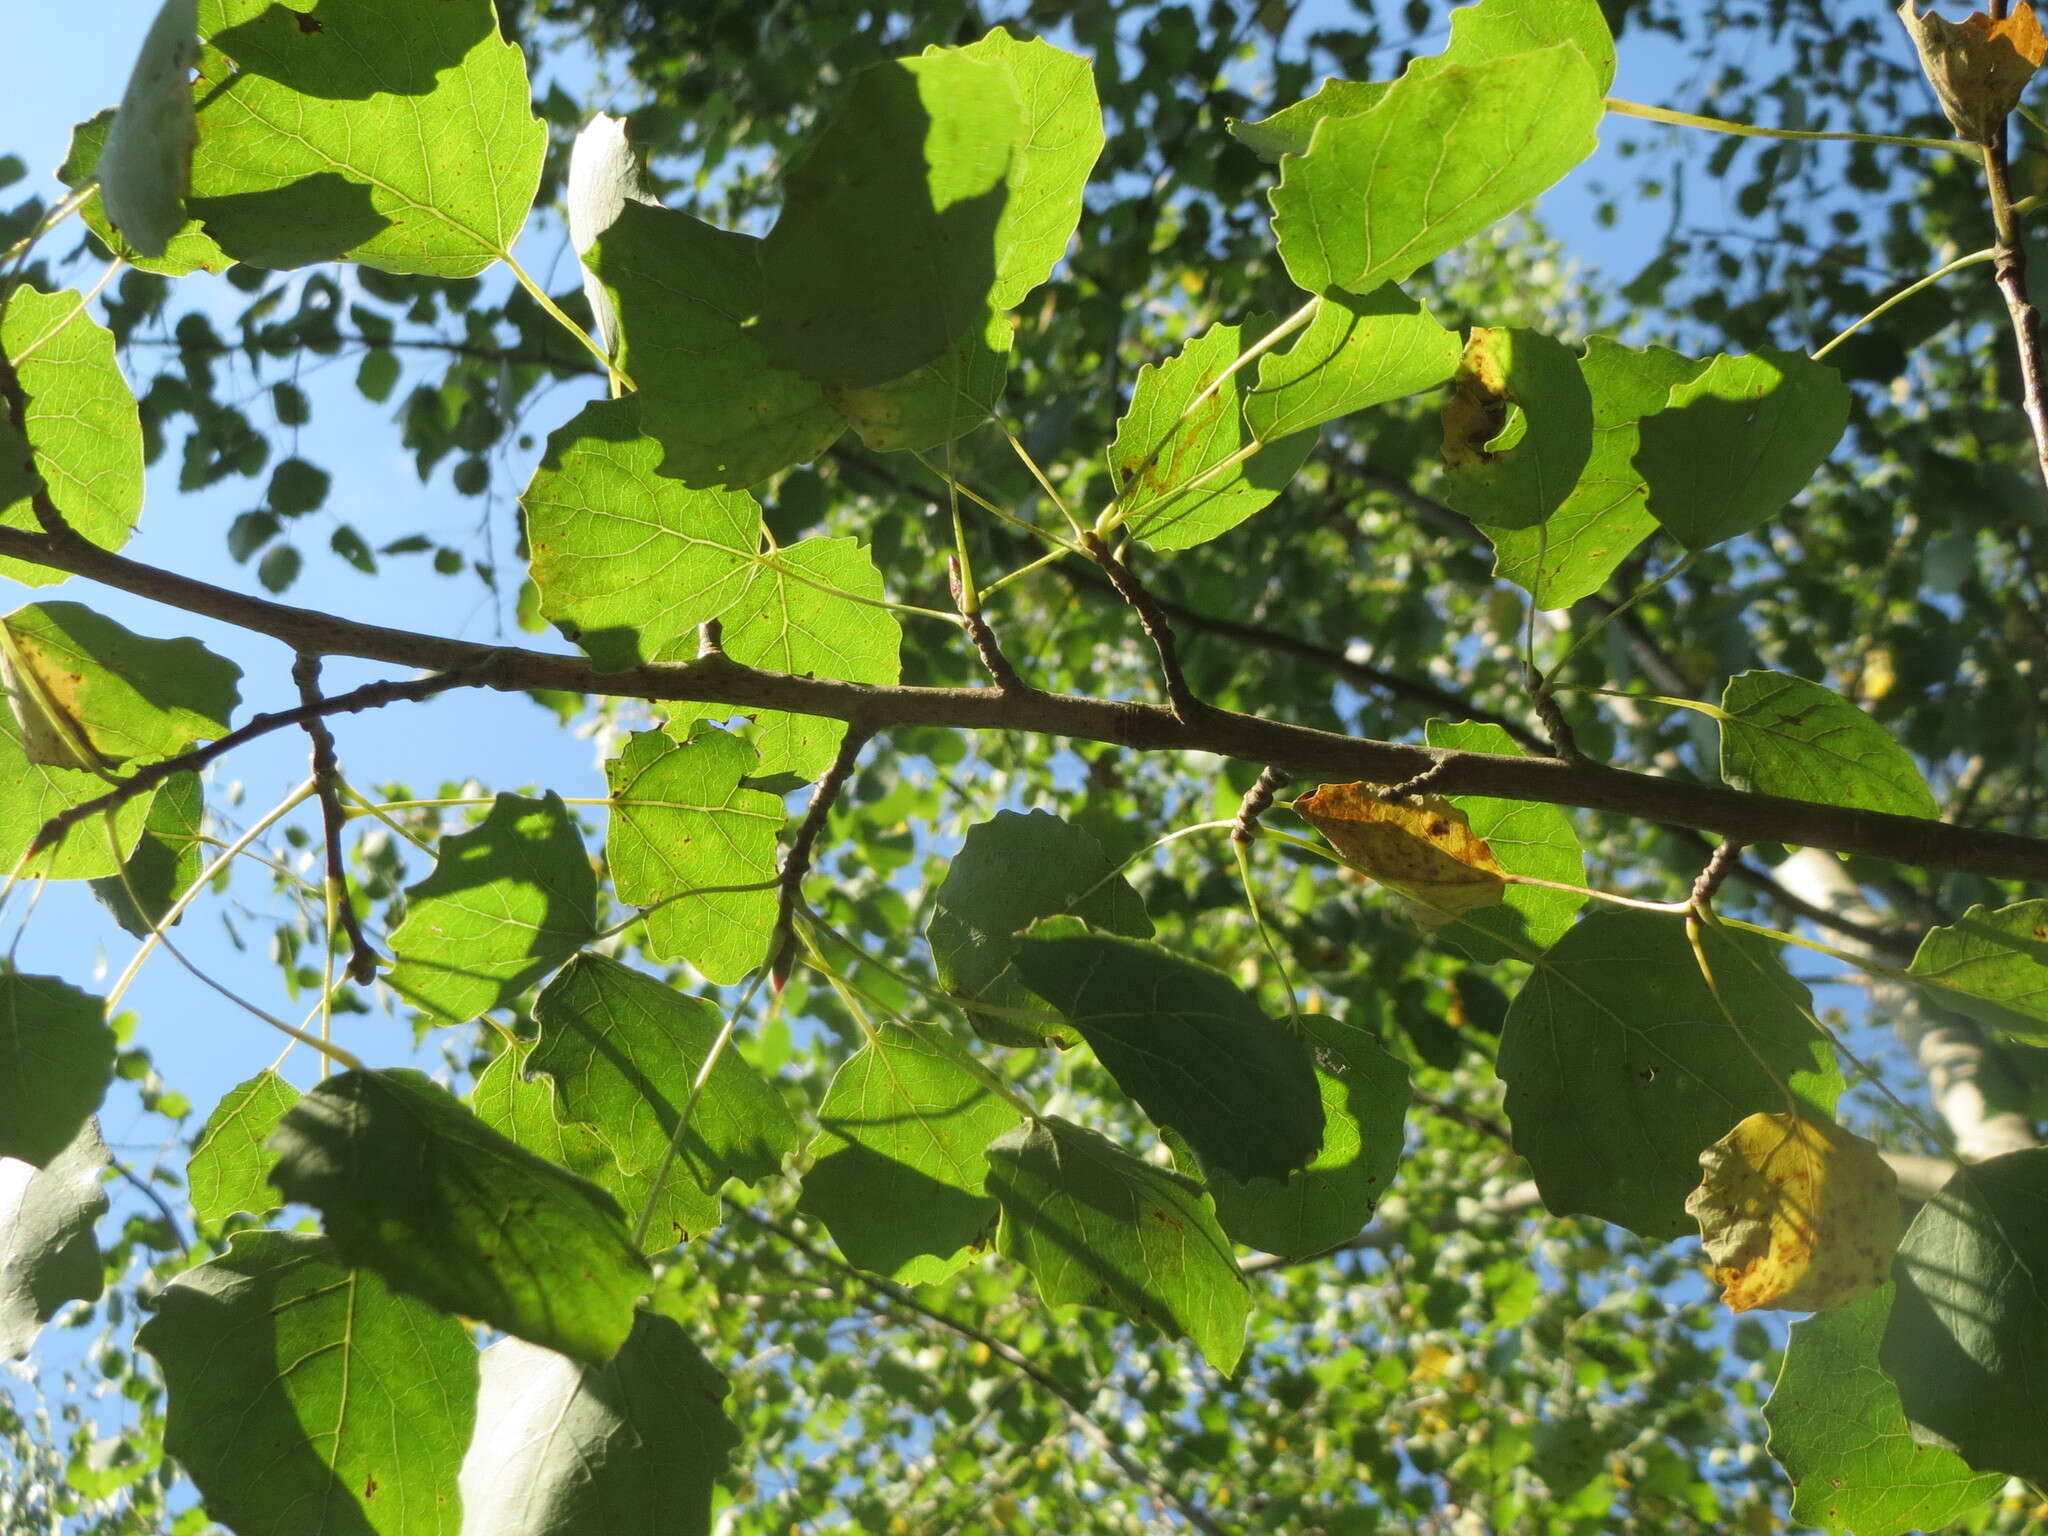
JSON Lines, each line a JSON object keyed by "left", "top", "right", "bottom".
{"left": 0, "top": 1119, "right": 107, "bottom": 1359}
{"left": 1498, "top": 910, "right": 1843, "bottom": 1239}
{"left": 1905, "top": 899, "right": 2048, "bottom": 1034}
{"left": 269, "top": 1068, "right": 648, "bottom": 1364}
{"left": 1686, "top": 1112, "right": 1900, "bottom": 1312}
{"left": 1292, "top": 781, "right": 1508, "bottom": 927}
{"left": 187, "top": 1070, "right": 298, "bottom": 1226}
{"left": 60, "top": 110, "right": 230, "bottom": 277}
{"left": 986, "top": 1116, "right": 1249, "bottom": 1373}
{"left": 1719, "top": 671, "right": 1938, "bottom": 819}
{"left": 565, "top": 111, "right": 657, "bottom": 360}
{"left": 1243, "top": 285, "right": 1460, "bottom": 442}
{"left": 140, "top": 1230, "right": 476, "bottom": 1536}
{"left": 386, "top": 792, "right": 598, "bottom": 1025}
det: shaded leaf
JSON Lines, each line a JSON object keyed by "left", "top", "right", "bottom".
{"left": 605, "top": 730, "right": 781, "bottom": 984}
{"left": 0, "top": 1119, "right": 108, "bottom": 1359}
{"left": 1766, "top": 1283, "right": 2001, "bottom": 1536}
{"left": 757, "top": 51, "right": 1020, "bottom": 388}
{"left": 1438, "top": 327, "right": 1594, "bottom": 531}
{"left": 139, "top": 1230, "right": 476, "bottom": 1536}
{"left": 1293, "top": 781, "right": 1508, "bottom": 927}
{"left": 386, "top": 792, "right": 597, "bottom": 1025}
{"left": 1719, "top": 671, "right": 1938, "bottom": 819}
{"left": 1636, "top": 350, "right": 1850, "bottom": 551}
{"left": 1906, "top": 899, "right": 2048, "bottom": 1034}
{"left": 0, "top": 972, "right": 115, "bottom": 1168}
{"left": 99, "top": 0, "right": 199, "bottom": 258}
{"left": 1497, "top": 910, "right": 1843, "bottom": 1239}
{"left": 188, "top": 1070, "right": 298, "bottom": 1225}
{"left": 926, "top": 809, "right": 1151, "bottom": 1048}
{"left": 1109, "top": 318, "right": 1315, "bottom": 550}
{"left": 1243, "top": 285, "right": 1460, "bottom": 441}
{"left": 190, "top": 0, "right": 545, "bottom": 276}
{"left": 986, "top": 1116, "right": 1249, "bottom": 1373}
{"left": 60, "top": 109, "right": 230, "bottom": 277}
{"left": 825, "top": 308, "right": 1012, "bottom": 455}
{"left": 0, "top": 287, "right": 143, "bottom": 586}
{"left": 531, "top": 955, "right": 795, "bottom": 1193}
{"left": 1898, "top": 0, "right": 2047, "bottom": 142}
{"left": 798, "top": 1025, "right": 1022, "bottom": 1283}
{"left": 1686, "top": 1112, "right": 1900, "bottom": 1312}
{"left": 457, "top": 1309, "right": 738, "bottom": 1536}
{"left": 1012, "top": 933, "right": 1323, "bottom": 1181}
{"left": 1882, "top": 1149, "right": 2048, "bottom": 1483}
{"left": 269, "top": 1068, "right": 648, "bottom": 1364}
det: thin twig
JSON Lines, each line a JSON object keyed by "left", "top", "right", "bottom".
{"left": 1980, "top": 120, "right": 2048, "bottom": 496}
{"left": 106, "top": 1155, "right": 189, "bottom": 1253}
{"left": 1524, "top": 662, "right": 1585, "bottom": 763}
{"left": 1231, "top": 766, "right": 1288, "bottom": 844}
{"left": 1081, "top": 531, "right": 1203, "bottom": 721}
{"left": 769, "top": 728, "right": 871, "bottom": 990}
{"left": 1383, "top": 759, "right": 1453, "bottom": 802}
{"left": 949, "top": 555, "right": 1024, "bottom": 692}
{"left": 1690, "top": 839, "right": 1746, "bottom": 913}
{"left": 292, "top": 656, "right": 379, "bottom": 986}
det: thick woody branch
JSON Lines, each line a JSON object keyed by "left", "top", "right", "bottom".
{"left": 5, "top": 524, "right": 2048, "bottom": 882}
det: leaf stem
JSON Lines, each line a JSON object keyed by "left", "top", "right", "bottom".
{"left": 503, "top": 251, "right": 634, "bottom": 392}
{"left": 1604, "top": 96, "right": 1972, "bottom": 156}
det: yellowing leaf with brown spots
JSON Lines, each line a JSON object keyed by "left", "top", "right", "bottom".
{"left": 1686, "top": 1112, "right": 1901, "bottom": 1313}
{"left": 1898, "top": 1, "right": 2047, "bottom": 142}
{"left": 1293, "top": 782, "right": 1507, "bottom": 927}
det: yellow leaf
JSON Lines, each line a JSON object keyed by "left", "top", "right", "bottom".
{"left": 1294, "top": 781, "right": 1507, "bottom": 927}
{"left": 1441, "top": 327, "right": 1514, "bottom": 471}
{"left": 1898, "top": 1, "right": 2047, "bottom": 142}
{"left": 1684, "top": 1112, "right": 1901, "bottom": 1313}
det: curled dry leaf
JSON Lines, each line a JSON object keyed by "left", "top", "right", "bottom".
{"left": 1897, "top": 1, "right": 2047, "bottom": 143}
{"left": 1686, "top": 1111, "right": 1901, "bottom": 1313}
{"left": 1293, "top": 782, "right": 1507, "bottom": 928}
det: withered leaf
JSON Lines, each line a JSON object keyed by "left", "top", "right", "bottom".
{"left": 1898, "top": 1, "right": 2047, "bottom": 142}
{"left": 1293, "top": 782, "right": 1507, "bottom": 927}
{"left": 1686, "top": 1111, "right": 1901, "bottom": 1313}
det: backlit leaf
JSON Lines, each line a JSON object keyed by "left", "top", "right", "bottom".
{"left": 269, "top": 1068, "right": 648, "bottom": 1364}
{"left": 0, "top": 973, "right": 115, "bottom": 1168}
{"left": 60, "top": 110, "right": 230, "bottom": 277}
{"left": 188, "top": 1070, "right": 298, "bottom": 1225}
{"left": 89, "top": 770, "right": 204, "bottom": 938}
{"left": 1293, "top": 781, "right": 1508, "bottom": 928}
{"left": 189, "top": 0, "right": 546, "bottom": 276}
{"left": 605, "top": 730, "right": 781, "bottom": 984}
{"left": 1686, "top": 1112, "right": 1901, "bottom": 1312}
{"left": 0, "top": 699, "right": 158, "bottom": 881}
{"left": 798, "top": 1024, "right": 1022, "bottom": 1283}
{"left": 1905, "top": 900, "right": 2048, "bottom": 1034}
{"left": 386, "top": 792, "right": 598, "bottom": 1025}
{"left": 1719, "top": 671, "right": 1938, "bottom": 819}
{"left": 1882, "top": 1149, "right": 2048, "bottom": 1483}
{"left": 1243, "top": 285, "right": 1460, "bottom": 441}
{"left": 0, "top": 1119, "right": 108, "bottom": 1359}
{"left": 986, "top": 1116, "right": 1249, "bottom": 1373}
{"left": 1439, "top": 327, "right": 1595, "bottom": 531}
{"left": 1012, "top": 933, "right": 1323, "bottom": 1181}
{"left": 825, "top": 308, "right": 1013, "bottom": 455}
{"left": 140, "top": 1230, "right": 476, "bottom": 1536}
{"left": 1498, "top": 910, "right": 1843, "bottom": 1239}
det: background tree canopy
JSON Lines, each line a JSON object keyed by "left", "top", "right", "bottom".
{"left": 3, "top": 0, "right": 2048, "bottom": 1532}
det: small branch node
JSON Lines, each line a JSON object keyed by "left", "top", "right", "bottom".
{"left": 1524, "top": 662, "right": 1586, "bottom": 763}
{"left": 951, "top": 555, "right": 1025, "bottom": 692}
{"left": 1690, "top": 839, "right": 1747, "bottom": 915}
{"left": 1232, "top": 765, "right": 1290, "bottom": 843}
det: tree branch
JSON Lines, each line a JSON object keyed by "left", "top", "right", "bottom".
{"left": 291, "top": 655, "right": 380, "bottom": 986}
{"left": 769, "top": 728, "right": 870, "bottom": 989}
{"left": 5, "top": 525, "right": 2048, "bottom": 881}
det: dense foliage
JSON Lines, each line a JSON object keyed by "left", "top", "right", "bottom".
{"left": 4, "top": 0, "right": 2048, "bottom": 1532}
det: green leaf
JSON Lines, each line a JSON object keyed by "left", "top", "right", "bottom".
{"left": 1173, "top": 1013, "right": 1410, "bottom": 1262}
{"left": 523, "top": 399, "right": 762, "bottom": 671}
{"left": 0, "top": 703, "right": 158, "bottom": 881}
{"left": 0, "top": 287, "right": 143, "bottom": 585}
{"left": 587, "top": 206, "right": 845, "bottom": 489}
{"left": 457, "top": 1310, "right": 739, "bottom": 1536}
{"left": 3, "top": 602, "right": 241, "bottom": 764}
{"left": 139, "top": 1230, "right": 477, "bottom": 1536}
{"left": 1243, "top": 286, "right": 1460, "bottom": 441}
{"left": 825, "top": 307, "right": 1013, "bottom": 455}
{"left": 98, "top": 0, "right": 200, "bottom": 259}
{"left": 757, "top": 51, "right": 1021, "bottom": 388}
{"left": 0, "top": 972, "right": 115, "bottom": 1168}
{"left": 60, "top": 109, "right": 230, "bottom": 277}
{"left": 1011, "top": 933, "right": 1323, "bottom": 1182}
{"left": 1766, "top": 1283, "right": 2000, "bottom": 1536}
{"left": 1719, "top": 671, "right": 1938, "bottom": 819}
{"left": 1229, "top": 0, "right": 1615, "bottom": 162}
{"left": 1497, "top": 910, "right": 1842, "bottom": 1240}
{"left": 268, "top": 1068, "right": 648, "bottom": 1364}
{"left": 1425, "top": 719, "right": 1585, "bottom": 962}
{"left": 386, "top": 792, "right": 597, "bottom": 1024}
{"left": 1109, "top": 318, "right": 1317, "bottom": 550}
{"left": 1, "top": 1119, "right": 108, "bottom": 1359}
{"left": 471, "top": 1043, "right": 719, "bottom": 1251}
{"left": 1636, "top": 350, "right": 1850, "bottom": 551}
{"left": 188, "top": 1070, "right": 298, "bottom": 1225}
{"left": 988, "top": 1117, "right": 1248, "bottom": 1372}
{"left": 90, "top": 769, "right": 204, "bottom": 938}
{"left": 950, "top": 28, "right": 1103, "bottom": 310}
{"left": 798, "top": 1025, "right": 1023, "bottom": 1284}
{"left": 1882, "top": 1150, "right": 2048, "bottom": 1484}
{"left": 1906, "top": 901, "right": 2048, "bottom": 1034}
{"left": 927, "top": 809, "right": 1152, "bottom": 1048}
{"left": 1438, "top": 327, "right": 1594, "bottom": 531}
{"left": 605, "top": 730, "right": 781, "bottom": 984}
{"left": 1486, "top": 338, "right": 1698, "bottom": 608}
{"left": 1269, "top": 45, "right": 1602, "bottom": 299}
{"left": 189, "top": 0, "right": 545, "bottom": 276}
{"left": 531, "top": 955, "right": 796, "bottom": 1195}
